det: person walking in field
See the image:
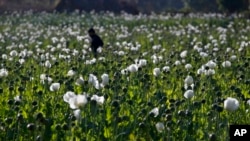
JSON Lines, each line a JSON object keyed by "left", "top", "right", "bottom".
{"left": 88, "top": 28, "right": 104, "bottom": 58}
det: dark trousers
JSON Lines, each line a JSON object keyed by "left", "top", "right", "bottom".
{"left": 91, "top": 47, "right": 98, "bottom": 58}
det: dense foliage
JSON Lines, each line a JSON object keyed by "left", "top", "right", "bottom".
{"left": 0, "top": 11, "right": 249, "bottom": 141}
{"left": 187, "top": 0, "right": 218, "bottom": 12}
{"left": 1, "top": 0, "right": 250, "bottom": 13}
{"left": 216, "top": 0, "right": 249, "bottom": 13}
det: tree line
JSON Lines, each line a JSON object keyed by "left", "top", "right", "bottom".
{"left": 0, "top": 0, "right": 249, "bottom": 14}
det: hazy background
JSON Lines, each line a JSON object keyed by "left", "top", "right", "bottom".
{"left": 0, "top": 0, "right": 249, "bottom": 14}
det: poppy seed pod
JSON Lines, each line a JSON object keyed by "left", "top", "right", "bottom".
{"left": 27, "top": 123, "right": 36, "bottom": 131}
{"left": 178, "top": 110, "right": 185, "bottom": 116}
{"left": 216, "top": 106, "right": 223, "bottom": 112}
{"left": 9, "top": 86, "right": 14, "bottom": 91}
{"left": 55, "top": 124, "right": 61, "bottom": 131}
{"left": 7, "top": 99, "right": 14, "bottom": 105}
{"left": 169, "top": 99, "right": 175, "bottom": 103}
{"left": 17, "top": 113, "right": 24, "bottom": 121}
{"left": 193, "top": 101, "right": 201, "bottom": 108}
{"left": 37, "top": 90, "right": 43, "bottom": 96}
{"left": 209, "top": 133, "right": 216, "bottom": 141}
{"left": 166, "top": 114, "right": 172, "bottom": 121}
{"left": 5, "top": 117, "right": 13, "bottom": 124}
{"left": 161, "top": 96, "right": 167, "bottom": 102}
{"left": 36, "top": 135, "right": 42, "bottom": 141}
{"left": 201, "top": 99, "right": 206, "bottom": 104}
{"left": 35, "top": 112, "right": 44, "bottom": 121}
{"left": 62, "top": 124, "right": 69, "bottom": 131}
{"left": 139, "top": 122, "right": 145, "bottom": 129}
{"left": 14, "top": 100, "right": 21, "bottom": 106}
{"left": 33, "top": 86, "right": 38, "bottom": 91}
{"left": 127, "top": 100, "right": 133, "bottom": 105}
{"left": 111, "top": 100, "right": 120, "bottom": 108}
{"left": 18, "top": 86, "right": 25, "bottom": 92}
{"left": 32, "top": 101, "right": 38, "bottom": 106}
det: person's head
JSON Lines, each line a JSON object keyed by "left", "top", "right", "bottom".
{"left": 88, "top": 28, "right": 95, "bottom": 36}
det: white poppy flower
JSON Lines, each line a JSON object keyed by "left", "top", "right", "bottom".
{"left": 88, "top": 74, "right": 97, "bottom": 84}
{"left": 184, "top": 76, "right": 193, "bottom": 86}
{"left": 67, "top": 70, "right": 76, "bottom": 77}
{"left": 174, "top": 60, "right": 181, "bottom": 66}
{"left": 162, "top": 66, "right": 170, "bottom": 72}
{"left": 97, "top": 47, "right": 102, "bottom": 53}
{"left": 149, "top": 107, "right": 159, "bottom": 117}
{"left": 138, "top": 59, "right": 147, "bottom": 67}
{"left": 222, "top": 61, "right": 231, "bottom": 68}
{"left": 91, "top": 95, "right": 105, "bottom": 105}
{"left": 180, "top": 50, "right": 187, "bottom": 58}
{"left": 230, "top": 55, "right": 237, "bottom": 61}
{"left": 184, "top": 83, "right": 194, "bottom": 90}
{"left": 200, "top": 52, "right": 208, "bottom": 58}
{"left": 101, "top": 73, "right": 109, "bottom": 86}
{"left": 46, "top": 77, "right": 53, "bottom": 84}
{"left": 73, "top": 109, "right": 81, "bottom": 120}
{"left": 88, "top": 74, "right": 100, "bottom": 89}
{"left": 206, "top": 60, "right": 217, "bottom": 69}
{"left": 121, "top": 69, "right": 128, "bottom": 75}
{"left": 49, "top": 83, "right": 60, "bottom": 92}
{"left": 127, "top": 64, "right": 138, "bottom": 73}
{"left": 14, "top": 95, "right": 22, "bottom": 102}
{"left": 75, "top": 76, "right": 85, "bottom": 86}
{"left": 118, "top": 51, "right": 125, "bottom": 56}
{"left": 69, "top": 94, "right": 88, "bottom": 109}
{"left": 153, "top": 68, "right": 161, "bottom": 77}
{"left": 185, "top": 64, "right": 192, "bottom": 70}
{"left": 224, "top": 97, "right": 239, "bottom": 112}
{"left": 63, "top": 91, "right": 76, "bottom": 103}
{"left": 45, "top": 60, "right": 51, "bottom": 68}
{"left": 0, "top": 68, "right": 8, "bottom": 77}
{"left": 247, "top": 99, "right": 250, "bottom": 106}
{"left": 19, "top": 58, "right": 25, "bottom": 64}
{"left": 197, "top": 68, "right": 204, "bottom": 75}
{"left": 155, "top": 122, "right": 165, "bottom": 133}
{"left": 184, "top": 90, "right": 194, "bottom": 99}
{"left": 205, "top": 69, "right": 215, "bottom": 76}
{"left": 2, "top": 54, "right": 8, "bottom": 59}
{"left": 10, "top": 50, "right": 18, "bottom": 57}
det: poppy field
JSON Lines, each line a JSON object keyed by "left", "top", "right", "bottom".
{"left": 0, "top": 11, "right": 249, "bottom": 141}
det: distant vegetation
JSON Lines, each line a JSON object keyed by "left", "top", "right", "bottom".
{"left": 0, "top": 0, "right": 60, "bottom": 11}
{"left": 0, "top": 0, "right": 249, "bottom": 14}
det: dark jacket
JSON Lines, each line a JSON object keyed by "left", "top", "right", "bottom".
{"left": 90, "top": 34, "right": 103, "bottom": 50}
